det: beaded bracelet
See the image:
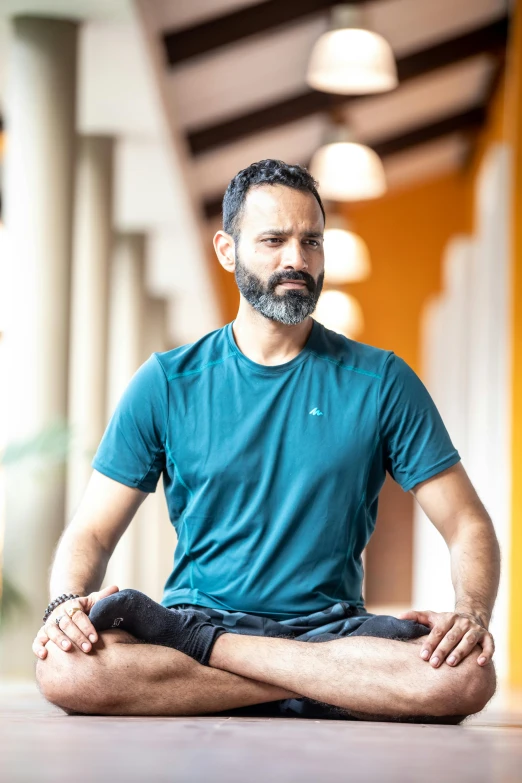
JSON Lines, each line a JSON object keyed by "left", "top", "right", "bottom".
{"left": 42, "top": 593, "right": 80, "bottom": 624}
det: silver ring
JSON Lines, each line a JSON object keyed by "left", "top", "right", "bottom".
{"left": 55, "top": 615, "right": 64, "bottom": 628}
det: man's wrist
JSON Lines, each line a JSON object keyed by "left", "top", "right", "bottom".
{"left": 42, "top": 593, "right": 80, "bottom": 623}
{"left": 454, "top": 603, "right": 490, "bottom": 629}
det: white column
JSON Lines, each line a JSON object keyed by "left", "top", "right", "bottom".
{"left": 412, "top": 238, "right": 474, "bottom": 614}
{"left": 466, "top": 144, "right": 512, "bottom": 682}
{"left": 137, "top": 295, "right": 177, "bottom": 602}
{"left": 143, "top": 295, "right": 169, "bottom": 355}
{"left": 103, "top": 234, "right": 147, "bottom": 591}
{"left": 0, "top": 18, "right": 78, "bottom": 677}
{"left": 66, "top": 136, "right": 114, "bottom": 521}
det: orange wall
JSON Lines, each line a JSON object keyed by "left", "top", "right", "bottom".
{"left": 340, "top": 173, "right": 469, "bottom": 374}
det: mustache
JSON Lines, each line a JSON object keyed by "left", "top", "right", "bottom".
{"left": 268, "top": 270, "right": 316, "bottom": 293}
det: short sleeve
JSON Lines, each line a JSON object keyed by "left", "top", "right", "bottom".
{"left": 91, "top": 354, "right": 168, "bottom": 492}
{"left": 378, "top": 353, "right": 461, "bottom": 492}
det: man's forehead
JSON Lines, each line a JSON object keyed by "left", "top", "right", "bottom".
{"left": 243, "top": 184, "right": 323, "bottom": 228}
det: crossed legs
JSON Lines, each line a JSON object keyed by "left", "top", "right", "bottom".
{"left": 37, "top": 629, "right": 295, "bottom": 716}
{"left": 36, "top": 626, "right": 496, "bottom": 721}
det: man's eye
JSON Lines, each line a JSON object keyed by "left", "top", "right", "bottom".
{"left": 305, "top": 240, "right": 320, "bottom": 247}
{"left": 265, "top": 238, "right": 282, "bottom": 244}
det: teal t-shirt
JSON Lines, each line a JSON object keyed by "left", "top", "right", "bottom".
{"left": 92, "top": 319, "right": 460, "bottom": 619}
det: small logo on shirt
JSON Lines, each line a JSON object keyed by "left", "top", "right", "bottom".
{"left": 309, "top": 407, "right": 324, "bottom": 416}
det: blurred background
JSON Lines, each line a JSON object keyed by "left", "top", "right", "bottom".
{"left": 0, "top": 0, "right": 520, "bottom": 700}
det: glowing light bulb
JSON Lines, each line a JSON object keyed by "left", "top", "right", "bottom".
{"left": 311, "top": 141, "right": 386, "bottom": 201}
{"left": 307, "top": 27, "right": 398, "bottom": 95}
{"left": 314, "top": 290, "right": 364, "bottom": 339}
{"left": 324, "top": 227, "right": 371, "bottom": 284}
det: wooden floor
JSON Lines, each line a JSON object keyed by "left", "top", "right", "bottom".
{"left": 1, "top": 682, "right": 521, "bottom": 783}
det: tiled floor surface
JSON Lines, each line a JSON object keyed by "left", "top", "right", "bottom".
{"left": 1, "top": 681, "right": 521, "bottom": 782}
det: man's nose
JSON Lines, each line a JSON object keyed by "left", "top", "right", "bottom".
{"left": 282, "top": 239, "right": 307, "bottom": 270}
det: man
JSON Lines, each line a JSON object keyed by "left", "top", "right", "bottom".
{"left": 35, "top": 160, "right": 499, "bottom": 722}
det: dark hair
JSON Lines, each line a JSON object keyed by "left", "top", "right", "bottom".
{"left": 222, "top": 159, "right": 325, "bottom": 239}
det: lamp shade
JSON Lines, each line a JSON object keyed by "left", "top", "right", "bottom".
{"left": 307, "top": 27, "right": 398, "bottom": 95}
{"left": 313, "top": 290, "right": 364, "bottom": 338}
{"left": 323, "top": 227, "right": 371, "bottom": 284}
{"left": 310, "top": 141, "right": 386, "bottom": 201}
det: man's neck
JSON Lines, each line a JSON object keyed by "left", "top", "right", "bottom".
{"left": 231, "top": 304, "right": 313, "bottom": 367}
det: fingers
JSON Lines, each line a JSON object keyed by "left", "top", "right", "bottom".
{"left": 441, "top": 627, "right": 482, "bottom": 666}
{"left": 42, "top": 604, "right": 96, "bottom": 654}
{"left": 32, "top": 627, "right": 50, "bottom": 660}
{"left": 441, "top": 629, "right": 495, "bottom": 667}
{"left": 84, "top": 584, "right": 119, "bottom": 613}
{"left": 398, "top": 609, "right": 432, "bottom": 625}
{"left": 477, "top": 633, "right": 495, "bottom": 666}
{"left": 397, "top": 610, "right": 418, "bottom": 621}
{"left": 98, "top": 584, "right": 119, "bottom": 598}
{"left": 32, "top": 589, "right": 120, "bottom": 659}
{"left": 415, "top": 611, "right": 495, "bottom": 668}
{"left": 69, "top": 605, "right": 99, "bottom": 646}
{"left": 420, "top": 616, "right": 455, "bottom": 665}
{"left": 51, "top": 612, "right": 94, "bottom": 653}
{"left": 426, "top": 620, "right": 490, "bottom": 668}
{"left": 42, "top": 614, "right": 78, "bottom": 653}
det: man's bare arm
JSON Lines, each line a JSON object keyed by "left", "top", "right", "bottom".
{"left": 33, "top": 470, "right": 148, "bottom": 659}
{"left": 399, "top": 461, "right": 500, "bottom": 668}
{"left": 50, "top": 469, "right": 147, "bottom": 596}
{"left": 412, "top": 461, "right": 500, "bottom": 624}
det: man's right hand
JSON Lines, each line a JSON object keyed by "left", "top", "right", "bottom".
{"left": 32, "top": 584, "right": 120, "bottom": 660}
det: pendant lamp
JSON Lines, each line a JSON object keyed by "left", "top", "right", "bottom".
{"left": 307, "top": 5, "right": 398, "bottom": 95}
{"left": 314, "top": 290, "right": 364, "bottom": 339}
{"left": 310, "top": 127, "right": 387, "bottom": 201}
{"left": 323, "top": 215, "right": 370, "bottom": 284}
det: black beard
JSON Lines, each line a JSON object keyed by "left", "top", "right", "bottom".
{"left": 234, "top": 253, "right": 324, "bottom": 326}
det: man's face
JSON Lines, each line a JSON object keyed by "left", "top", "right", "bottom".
{"left": 233, "top": 184, "right": 325, "bottom": 325}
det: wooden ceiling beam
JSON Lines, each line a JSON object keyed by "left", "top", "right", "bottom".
{"left": 201, "top": 104, "right": 486, "bottom": 219}
{"left": 371, "top": 105, "right": 486, "bottom": 158}
{"left": 187, "top": 16, "right": 509, "bottom": 155}
{"left": 164, "top": 0, "right": 350, "bottom": 66}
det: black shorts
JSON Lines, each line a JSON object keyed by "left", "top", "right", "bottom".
{"left": 171, "top": 601, "right": 456, "bottom": 723}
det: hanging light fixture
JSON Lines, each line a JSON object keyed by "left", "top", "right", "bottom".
{"left": 307, "top": 4, "right": 398, "bottom": 95}
{"left": 310, "top": 126, "right": 387, "bottom": 201}
{"left": 314, "top": 290, "right": 364, "bottom": 339}
{"left": 323, "top": 214, "right": 370, "bottom": 284}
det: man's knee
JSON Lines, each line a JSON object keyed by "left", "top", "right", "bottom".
{"left": 37, "top": 644, "right": 99, "bottom": 714}
{"left": 429, "top": 647, "right": 497, "bottom": 718}
{"left": 462, "top": 655, "right": 497, "bottom": 715}
{"left": 36, "top": 631, "right": 134, "bottom": 715}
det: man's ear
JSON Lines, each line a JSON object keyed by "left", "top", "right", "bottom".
{"left": 213, "top": 230, "right": 236, "bottom": 273}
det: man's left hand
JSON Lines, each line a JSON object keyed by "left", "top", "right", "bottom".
{"left": 397, "top": 609, "right": 494, "bottom": 668}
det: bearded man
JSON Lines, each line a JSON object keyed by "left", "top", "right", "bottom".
{"left": 35, "top": 159, "right": 499, "bottom": 722}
